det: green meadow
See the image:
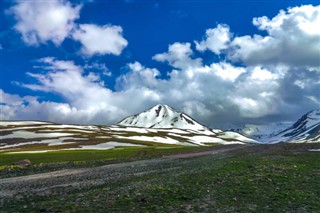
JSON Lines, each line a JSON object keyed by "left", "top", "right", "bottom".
{"left": 1, "top": 143, "right": 319, "bottom": 212}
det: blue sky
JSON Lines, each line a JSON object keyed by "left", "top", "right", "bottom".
{"left": 1, "top": 0, "right": 320, "bottom": 128}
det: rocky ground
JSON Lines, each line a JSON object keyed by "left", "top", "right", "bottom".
{"left": 0, "top": 145, "right": 243, "bottom": 202}
{"left": 1, "top": 143, "right": 319, "bottom": 212}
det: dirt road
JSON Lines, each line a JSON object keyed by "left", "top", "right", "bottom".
{"left": 164, "top": 145, "right": 243, "bottom": 159}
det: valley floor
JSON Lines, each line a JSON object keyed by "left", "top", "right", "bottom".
{"left": 0, "top": 143, "right": 320, "bottom": 212}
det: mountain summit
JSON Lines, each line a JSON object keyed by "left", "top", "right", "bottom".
{"left": 118, "top": 104, "right": 209, "bottom": 131}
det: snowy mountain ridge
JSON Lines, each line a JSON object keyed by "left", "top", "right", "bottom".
{"left": 1, "top": 106, "right": 318, "bottom": 152}
{"left": 0, "top": 104, "right": 257, "bottom": 152}
{"left": 117, "top": 104, "right": 256, "bottom": 144}
{"left": 271, "top": 109, "right": 320, "bottom": 143}
{"left": 118, "top": 104, "right": 211, "bottom": 132}
{"left": 237, "top": 109, "right": 320, "bottom": 143}
{"left": 233, "top": 122, "right": 293, "bottom": 141}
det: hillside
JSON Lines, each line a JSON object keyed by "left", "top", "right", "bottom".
{"left": 0, "top": 105, "right": 256, "bottom": 152}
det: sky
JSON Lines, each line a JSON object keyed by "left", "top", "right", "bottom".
{"left": 0, "top": 0, "right": 320, "bottom": 128}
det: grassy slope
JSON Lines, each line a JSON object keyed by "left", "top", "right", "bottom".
{"left": 1, "top": 143, "right": 320, "bottom": 212}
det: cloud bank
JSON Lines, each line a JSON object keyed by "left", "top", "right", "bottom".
{"left": 2, "top": 4, "right": 320, "bottom": 127}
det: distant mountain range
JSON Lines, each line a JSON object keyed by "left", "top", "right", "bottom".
{"left": 0, "top": 104, "right": 256, "bottom": 151}
{"left": 0, "top": 105, "right": 318, "bottom": 152}
{"left": 235, "top": 109, "right": 320, "bottom": 143}
{"left": 120, "top": 104, "right": 320, "bottom": 144}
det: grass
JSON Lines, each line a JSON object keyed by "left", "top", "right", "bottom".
{"left": 0, "top": 145, "right": 221, "bottom": 178}
{"left": 1, "top": 143, "right": 320, "bottom": 212}
{"left": 0, "top": 145, "right": 218, "bottom": 166}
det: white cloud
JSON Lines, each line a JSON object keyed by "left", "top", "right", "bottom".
{"left": 3, "top": 55, "right": 319, "bottom": 126}
{"left": 73, "top": 24, "right": 128, "bottom": 56}
{"left": 307, "top": 96, "right": 320, "bottom": 105}
{"left": 0, "top": 89, "right": 24, "bottom": 106}
{"left": 8, "top": 1, "right": 128, "bottom": 57}
{"left": 195, "top": 24, "right": 231, "bottom": 54}
{"left": 228, "top": 5, "right": 320, "bottom": 67}
{"left": 210, "top": 62, "right": 245, "bottom": 82}
{"left": 153, "top": 42, "right": 202, "bottom": 70}
{"left": 8, "top": 0, "right": 81, "bottom": 45}
{"left": 250, "top": 66, "right": 277, "bottom": 80}
{"left": 228, "top": 74, "right": 281, "bottom": 118}
{"left": 84, "top": 63, "right": 111, "bottom": 76}
{"left": 5, "top": 58, "right": 163, "bottom": 124}
{"left": 0, "top": 89, "right": 37, "bottom": 120}
{"left": 22, "top": 58, "right": 108, "bottom": 104}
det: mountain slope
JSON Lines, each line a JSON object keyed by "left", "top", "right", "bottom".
{"left": 118, "top": 104, "right": 256, "bottom": 144}
{"left": 234, "top": 122, "right": 293, "bottom": 142}
{"left": 0, "top": 104, "right": 257, "bottom": 152}
{"left": 118, "top": 104, "right": 210, "bottom": 131}
{"left": 236, "top": 109, "right": 320, "bottom": 143}
{"left": 271, "top": 109, "right": 320, "bottom": 143}
{"left": 0, "top": 119, "right": 256, "bottom": 152}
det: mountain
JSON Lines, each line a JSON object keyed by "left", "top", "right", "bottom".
{"left": 118, "top": 104, "right": 211, "bottom": 132}
{"left": 236, "top": 109, "right": 320, "bottom": 143}
{"left": 117, "top": 104, "right": 256, "bottom": 144}
{"left": 271, "top": 109, "right": 320, "bottom": 143}
{"left": 0, "top": 119, "right": 256, "bottom": 152}
{"left": 234, "top": 122, "right": 293, "bottom": 142}
{"left": 0, "top": 105, "right": 257, "bottom": 152}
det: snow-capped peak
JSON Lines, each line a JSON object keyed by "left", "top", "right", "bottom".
{"left": 236, "top": 109, "right": 320, "bottom": 143}
{"left": 118, "top": 104, "right": 210, "bottom": 131}
{"left": 273, "top": 109, "right": 320, "bottom": 138}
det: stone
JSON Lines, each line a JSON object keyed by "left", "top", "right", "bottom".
{"left": 15, "top": 159, "right": 31, "bottom": 166}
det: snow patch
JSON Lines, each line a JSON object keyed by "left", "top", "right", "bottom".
{"left": 5, "top": 150, "right": 57, "bottom": 154}
{"left": 110, "top": 126, "right": 150, "bottom": 134}
{"left": 95, "top": 136, "right": 112, "bottom": 139}
{"left": 218, "top": 131, "right": 257, "bottom": 143}
{"left": 0, "top": 137, "right": 87, "bottom": 149}
{"left": 0, "top": 131, "right": 75, "bottom": 139}
{"left": 0, "top": 121, "right": 51, "bottom": 126}
{"left": 309, "top": 149, "right": 320, "bottom": 151}
{"left": 79, "top": 142, "right": 144, "bottom": 150}
{"left": 114, "top": 135, "right": 188, "bottom": 145}
{"left": 186, "top": 135, "right": 244, "bottom": 145}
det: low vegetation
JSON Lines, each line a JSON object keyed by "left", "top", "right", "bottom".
{"left": 0, "top": 145, "right": 221, "bottom": 178}
{"left": 1, "top": 143, "right": 319, "bottom": 212}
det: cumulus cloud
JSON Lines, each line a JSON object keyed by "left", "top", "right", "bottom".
{"left": 3, "top": 57, "right": 319, "bottom": 126}
{"left": 228, "top": 66, "right": 287, "bottom": 118}
{"left": 3, "top": 58, "right": 164, "bottom": 124}
{"left": 8, "top": 1, "right": 128, "bottom": 56}
{"left": 153, "top": 42, "right": 202, "bottom": 70}
{"left": 8, "top": 0, "right": 81, "bottom": 45}
{"left": 73, "top": 24, "right": 128, "bottom": 56}
{"left": 195, "top": 24, "right": 231, "bottom": 54}
{"left": 117, "top": 62, "right": 161, "bottom": 90}
{"left": 210, "top": 62, "right": 245, "bottom": 82}
{"left": 228, "top": 5, "right": 320, "bottom": 67}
